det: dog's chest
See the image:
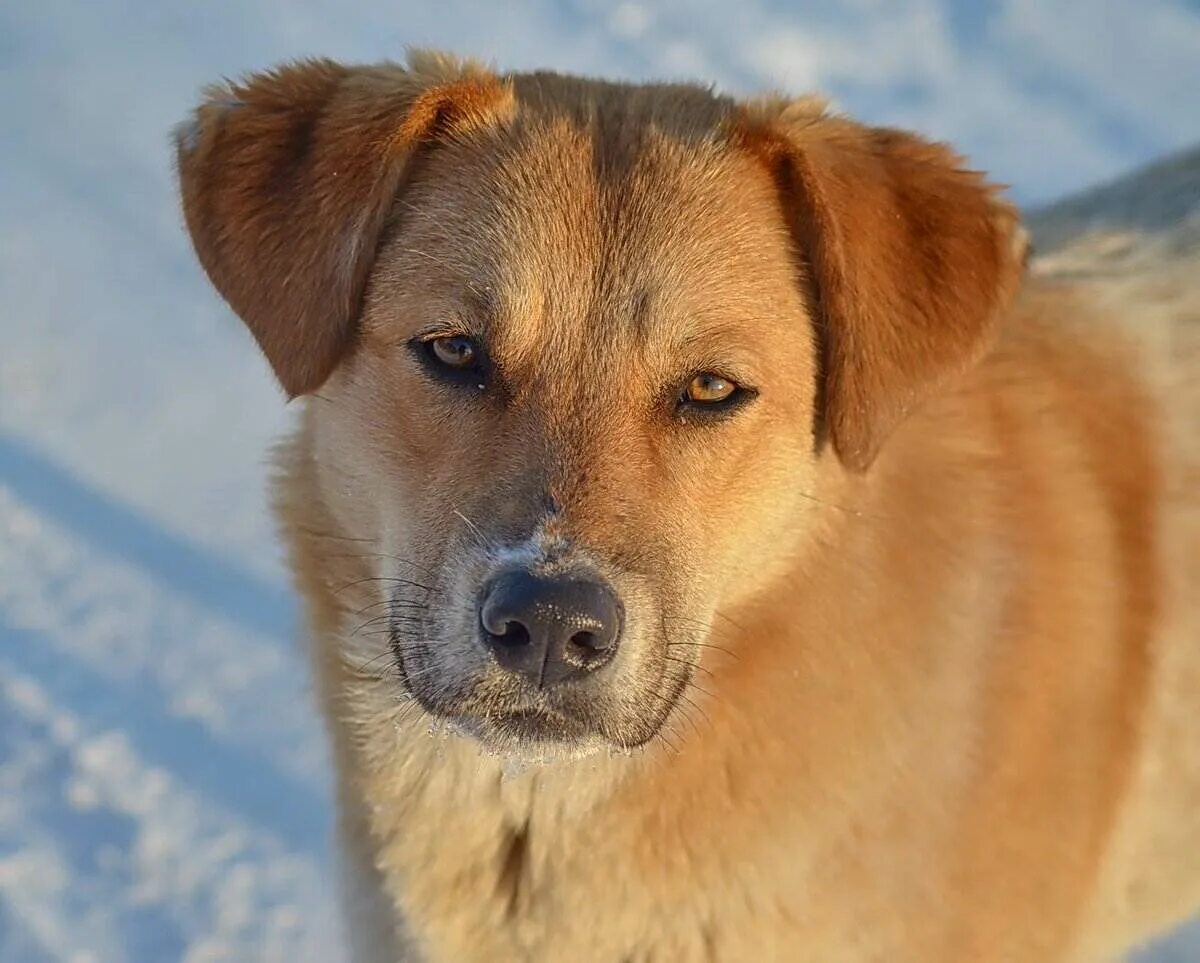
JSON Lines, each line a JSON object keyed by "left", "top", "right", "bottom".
{"left": 359, "top": 734, "right": 725, "bottom": 962}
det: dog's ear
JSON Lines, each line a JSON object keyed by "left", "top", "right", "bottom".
{"left": 174, "top": 54, "right": 512, "bottom": 396}
{"left": 738, "top": 102, "right": 1027, "bottom": 471}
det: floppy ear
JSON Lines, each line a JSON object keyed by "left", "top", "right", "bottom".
{"left": 174, "top": 54, "right": 511, "bottom": 396}
{"left": 741, "top": 103, "right": 1027, "bottom": 471}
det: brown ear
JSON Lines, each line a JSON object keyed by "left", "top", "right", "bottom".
{"left": 741, "top": 103, "right": 1026, "bottom": 471}
{"left": 174, "top": 53, "right": 511, "bottom": 396}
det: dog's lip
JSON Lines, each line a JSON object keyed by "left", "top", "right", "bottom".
{"left": 424, "top": 699, "right": 596, "bottom": 746}
{"left": 390, "top": 637, "right": 599, "bottom": 744}
{"left": 487, "top": 706, "right": 587, "bottom": 742}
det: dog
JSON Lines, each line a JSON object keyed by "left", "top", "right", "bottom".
{"left": 174, "top": 51, "right": 1200, "bottom": 961}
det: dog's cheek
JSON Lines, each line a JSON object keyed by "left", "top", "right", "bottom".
{"left": 675, "top": 440, "right": 822, "bottom": 616}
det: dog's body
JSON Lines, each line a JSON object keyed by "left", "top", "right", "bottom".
{"left": 176, "top": 54, "right": 1200, "bottom": 961}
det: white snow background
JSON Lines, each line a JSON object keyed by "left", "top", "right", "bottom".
{"left": 1, "top": 1, "right": 1199, "bottom": 959}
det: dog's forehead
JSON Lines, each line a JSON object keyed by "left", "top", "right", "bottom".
{"left": 506, "top": 70, "right": 738, "bottom": 145}
{"left": 375, "top": 78, "right": 798, "bottom": 359}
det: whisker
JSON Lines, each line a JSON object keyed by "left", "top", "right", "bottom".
{"left": 656, "top": 723, "right": 682, "bottom": 757}
{"left": 352, "top": 617, "right": 397, "bottom": 637}
{"left": 662, "top": 653, "right": 716, "bottom": 681}
{"left": 354, "top": 613, "right": 428, "bottom": 636}
{"left": 665, "top": 640, "right": 740, "bottom": 661}
{"left": 333, "top": 575, "right": 434, "bottom": 597}
{"left": 320, "top": 553, "right": 440, "bottom": 578}
{"left": 397, "top": 246, "right": 486, "bottom": 301}
{"left": 397, "top": 658, "right": 456, "bottom": 684}
{"left": 673, "top": 692, "right": 708, "bottom": 739}
{"left": 352, "top": 603, "right": 429, "bottom": 628}
{"left": 794, "top": 488, "right": 886, "bottom": 521}
{"left": 683, "top": 678, "right": 719, "bottom": 703}
{"left": 297, "top": 525, "right": 376, "bottom": 543}
{"left": 663, "top": 612, "right": 745, "bottom": 635}
{"left": 352, "top": 597, "right": 430, "bottom": 617}
{"left": 391, "top": 701, "right": 426, "bottom": 729}
{"left": 353, "top": 650, "right": 398, "bottom": 676}
{"left": 451, "top": 507, "right": 490, "bottom": 548}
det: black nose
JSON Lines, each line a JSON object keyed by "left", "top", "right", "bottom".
{"left": 479, "top": 570, "right": 623, "bottom": 687}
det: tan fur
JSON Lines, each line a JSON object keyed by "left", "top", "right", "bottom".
{"left": 177, "top": 52, "right": 1200, "bottom": 962}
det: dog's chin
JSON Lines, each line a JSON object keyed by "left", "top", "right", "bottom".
{"left": 406, "top": 685, "right": 673, "bottom": 765}
{"left": 402, "top": 700, "right": 611, "bottom": 765}
{"left": 465, "top": 709, "right": 616, "bottom": 764}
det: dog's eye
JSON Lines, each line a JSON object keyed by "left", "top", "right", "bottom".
{"left": 409, "top": 333, "right": 488, "bottom": 390}
{"left": 685, "top": 373, "right": 737, "bottom": 404}
{"left": 676, "top": 371, "right": 756, "bottom": 422}
{"left": 428, "top": 335, "right": 477, "bottom": 370}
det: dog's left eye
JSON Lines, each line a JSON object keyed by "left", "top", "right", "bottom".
{"left": 676, "top": 371, "right": 756, "bottom": 420}
{"left": 685, "top": 373, "right": 737, "bottom": 404}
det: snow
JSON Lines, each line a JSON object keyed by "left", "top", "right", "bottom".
{"left": 0, "top": 470, "right": 339, "bottom": 960}
{"left": 1, "top": 1, "right": 1198, "bottom": 959}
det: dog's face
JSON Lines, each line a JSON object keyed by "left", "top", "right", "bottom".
{"left": 176, "top": 54, "right": 1024, "bottom": 756}
{"left": 317, "top": 118, "right": 823, "bottom": 751}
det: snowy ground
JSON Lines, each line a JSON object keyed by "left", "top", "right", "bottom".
{"left": 2, "top": 2, "right": 1199, "bottom": 960}
{"left": 0, "top": 432, "right": 342, "bottom": 961}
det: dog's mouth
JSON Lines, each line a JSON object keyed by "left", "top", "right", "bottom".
{"left": 388, "top": 621, "right": 600, "bottom": 743}
{"left": 417, "top": 690, "right": 610, "bottom": 755}
{"left": 388, "top": 616, "right": 693, "bottom": 753}
{"left": 474, "top": 706, "right": 593, "bottom": 745}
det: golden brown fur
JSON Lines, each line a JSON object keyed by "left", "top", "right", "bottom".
{"left": 175, "top": 51, "right": 1200, "bottom": 962}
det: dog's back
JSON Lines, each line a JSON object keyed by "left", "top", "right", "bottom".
{"left": 1037, "top": 229, "right": 1200, "bottom": 957}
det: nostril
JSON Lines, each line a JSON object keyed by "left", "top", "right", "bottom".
{"left": 492, "top": 621, "right": 531, "bottom": 648}
{"left": 569, "top": 629, "right": 609, "bottom": 653}
{"left": 571, "top": 630, "right": 597, "bottom": 651}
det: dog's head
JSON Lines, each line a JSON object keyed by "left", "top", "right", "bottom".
{"left": 176, "top": 53, "right": 1024, "bottom": 757}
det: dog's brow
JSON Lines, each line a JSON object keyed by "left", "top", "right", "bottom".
{"left": 461, "top": 285, "right": 500, "bottom": 329}
{"left": 630, "top": 286, "right": 654, "bottom": 336}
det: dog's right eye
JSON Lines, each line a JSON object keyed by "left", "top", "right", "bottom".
{"left": 410, "top": 334, "right": 487, "bottom": 389}
{"left": 427, "top": 335, "right": 477, "bottom": 369}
